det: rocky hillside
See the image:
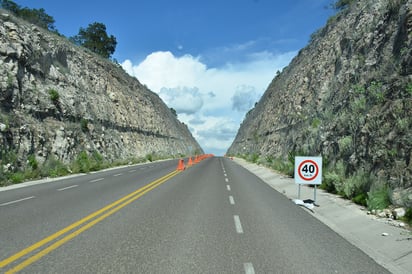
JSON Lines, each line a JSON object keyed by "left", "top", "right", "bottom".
{"left": 228, "top": 0, "right": 412, "bottom": 207}
{"left": 0, "top": 10, "right": 203, "bottom": 181}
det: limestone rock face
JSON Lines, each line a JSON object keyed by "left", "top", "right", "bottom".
{"left": 228, "top": 0, "right": 412, "bottom": 207}
{"left": 0, "top": 11, "right": 203, "bottom": 169}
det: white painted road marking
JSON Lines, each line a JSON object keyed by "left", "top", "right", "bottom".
{"left": 0, "top": 196, "right": 35, "bottom": 206}
{"left": 113, "top": 173, "right": 123, "bottom": 177}
{"left": 225, "top": 178, "right": 229, "bottom": 182}
{"left": 128, "top": 169, "right": 136, "bottom": 173}
{"left": 57, "top": 185, "right": 78, "bottom": 191}
{"left": 229, "top": 196, "right": 235, "bottom": 205}
{"left": 90, "top": 178, "right": 104, "bottom": 183}
{"left": 244, "top": 262, "right": 255, "bottom": 274}
{"left": 234, "top": 215, "right": 244, "bottom": 234}
{"left": 227, "top": 185, "right": 231, "bottom": 191}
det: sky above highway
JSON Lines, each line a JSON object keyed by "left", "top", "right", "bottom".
{"left": 15, "top": 0, "right": 335, "bottom": 155}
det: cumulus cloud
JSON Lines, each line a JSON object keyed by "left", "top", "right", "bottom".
{"left": 159, "top": 86, "right": 203, "bottom": 115}
{"left": 231, "top": 85, "right": 258, "bottom": 112}
{"left": 121, "top": 50, "right": 295, "bottom": 155}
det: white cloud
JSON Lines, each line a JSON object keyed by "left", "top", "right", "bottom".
{"left": 159, "top": 86, "right": 203, "bottom": 115}
{"left": 231, "top": 85, "right": 258, "bottom": 112}
{"left": 121, "top": 50, "right": 295, "bottom": 155}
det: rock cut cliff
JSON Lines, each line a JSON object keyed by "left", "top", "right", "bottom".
{"left": 0, "top": 10, "right": 203, "bottom": 176}
{"left": 228, "top": 0, "right": 412, "bottom": 207}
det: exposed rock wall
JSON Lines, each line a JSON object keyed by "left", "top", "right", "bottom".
{"left": 228, "top": 0, "right": 412, "bottom": 207}
{"left": 0, "top": 11, "right": 203, "bottom": 170}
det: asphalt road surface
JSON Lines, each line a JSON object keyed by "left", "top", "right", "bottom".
{"left": 0, "top": 157, "right": 389, "bottom": 273}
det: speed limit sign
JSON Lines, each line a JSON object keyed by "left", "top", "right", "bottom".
{"left": 294, "top": 156, "right": 322, "bottom": 185}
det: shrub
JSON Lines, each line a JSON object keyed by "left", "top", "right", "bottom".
{"left": 402, "top": 208, "right": 412, "bottom": 225}
{"left": 367, "top": 186, "right": 391, "bottom": 210}
{"left": 338, "top": 136, "right": 352, "bottom": 154}
{"left": 90, "top": 150, "right": 105, "bottom": 171}
{"left": 41, "top": 155, "right": 69, "bottom": 177}
{"left": 48, "top": 89, "right": 59, "bottom": 102}
{"left": 28, "top": 154, "right": 38, "bottom": 170}
{"left": 246, "top": 153, "right": 260, "bottom": 164}
{"left": 343, "top": 169, "right": 371, "bottom": 199}
{"left": 80, "top": 118, "right": 89, "bottom": 132}
{"left": 352, "top": 193, "right": 368, "bottom": 207}
{"left": 321, "top": 171, "right": 339, "bottom": 193}
{"left": 406, "top": 82, "right": 412, "bottom": 96}
{"left": 72, "top": 151, "right": 90, "bottom": 173}
{"left": 10, "top": 172, "right": 25, "bottom": 184}
{"left": 321, "top": 160, "right": 346, "bottom": 195}
{"left": 146, "top": 154, "right": 153, "bottom": 162}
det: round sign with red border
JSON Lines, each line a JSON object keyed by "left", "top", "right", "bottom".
{"left": 298, "top": 160, "right": 319, "bottom": 181}
{"left": 294, "top": 157, "right": 322, "bottom": 185}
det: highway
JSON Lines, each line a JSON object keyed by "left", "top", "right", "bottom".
{"left": 0, "top": 157, "right": 389, "bottom": 273}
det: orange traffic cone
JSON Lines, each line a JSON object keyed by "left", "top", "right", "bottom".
{"left": 176, "top": 159, "right": 185, "bottom": 171}
{"left": 188, "top": 157, "right": 193, "bottom": 167}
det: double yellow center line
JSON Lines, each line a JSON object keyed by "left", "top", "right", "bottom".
{"left": 0, "top": 170, "right": 180, "bottom": 273}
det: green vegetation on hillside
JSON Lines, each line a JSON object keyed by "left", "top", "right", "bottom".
{"left": 0, "top": 0, "right": 57, "bottom": 32}
{"left": 0, "top": 0, "right": 117, "bottom": 59}
{"left": 71, "top": 22, "right": 117, "bottom": 59}
{"left": 0, "top": 149, "right": 173, "bottom": 187}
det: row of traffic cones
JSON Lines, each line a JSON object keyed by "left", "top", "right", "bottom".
{"left": 176, "top": 154, "right": 214, "bottom": 171}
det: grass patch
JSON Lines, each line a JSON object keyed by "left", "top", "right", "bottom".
{"left": 401, "top": 208, "right": 412, "bottom": 225}
{"left": 367, "top": 186, "right": 391, "bottom": 210}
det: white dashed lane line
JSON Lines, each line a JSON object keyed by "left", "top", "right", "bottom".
{"left": 244, "top": 262, "right": 255, "bottom": 274}
{"left": 222, "top": 161, "right": 253, "bottom": 274}
{"left": 113, "top": 173, "right": 123, "bottom": 177}
{"left": 233, "top": 215, "right": 244, "bottom": 234}
{"left": 0, "top": 196, "right": 35, "bottom": 207}
{"left": 57, "top": 185, "right": 78, "bottom": 191}
{"left": 90, "top": 178, "right": 104, "bottom": 183}
{"left": 128, "top": 169, "right": 136, "bottom": 173}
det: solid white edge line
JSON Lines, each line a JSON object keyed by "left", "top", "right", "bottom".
{"left": 244, "top": 262, "right": 255, "bottom": 274}
{"left": 57, "top": 185, "right": 78, "bottom": 191}
{"left": 234, "top": 215, "right": 244, "bottom": 234}
{"left": 227, "top": 185, "right": 231, "bottom": 191}
{"left": 0, "top": 196, "right": 35, "bottom": 206}
{"left": 229, "top": 196, "right": 235, "bottom": 205}
{"left": 90, "top": 178, "right": 104, "bottom": 183}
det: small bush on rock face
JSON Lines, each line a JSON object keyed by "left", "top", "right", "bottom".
{"left": 72, "top": 151, "right": 90, "bottom": 173}
{"left": 367, "top": 186, "right": 391, "bottom": 210}
{"left": 321, "top": 160, "right": 345, "bottom": 195}
{"left": 80, "top": 119, "right": 88, "bottom": 132}
{"left": 10, "top": 172, "right": 24, "bottom": 184}
{"left": 48, "top": 89, "right": 59, "bottom": 102}
{"left": 343, "top": 169, "right": 371, "bottom": 200}
{"left": 403, "top": 208, "right": 412, "bottom": 225}
{"left": 41, "top": 155, "right": 69, "bottom": 177}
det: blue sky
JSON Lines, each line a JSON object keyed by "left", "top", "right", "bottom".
{"left": 15, "top": 0, "right": 335, "bottom": 155}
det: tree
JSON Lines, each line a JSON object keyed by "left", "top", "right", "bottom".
{"left": 0, "top": 0, "right": 57, "bottom": 31}
{"left": 331, "top": 0, "right": 354, "bottom": 11}
{"left": 170, "top": 108, "right": 177, "bottom": 117}
{"left": 71, "top": 22, "right": 117, "bottom": 59}
{"left": 0, "top": 0, "right": 20, "bottom": 13}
